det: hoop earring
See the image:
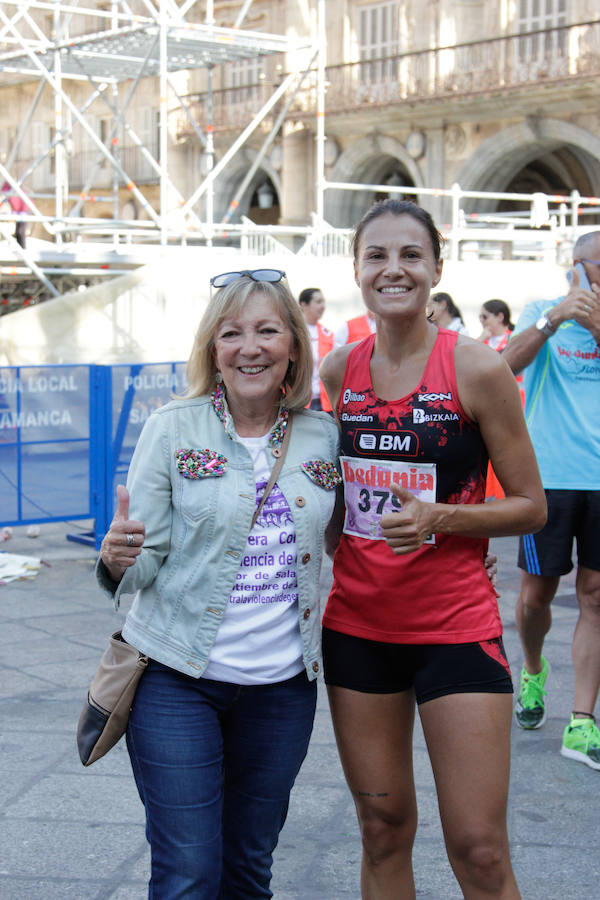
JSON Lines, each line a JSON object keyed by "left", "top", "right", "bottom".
{"left": 215, "top": 371, "right": 223, "bottom": 384}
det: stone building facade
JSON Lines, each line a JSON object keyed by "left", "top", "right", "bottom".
{"left": 1, "top": 0, "right": 599, "bottom": 237}
{"left": 311, "top": 0, "right": 600, "bottom": 229}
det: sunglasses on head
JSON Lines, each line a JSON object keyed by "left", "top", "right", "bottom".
{"left": 209, "top": 269, "right": 286, "bottom": 288}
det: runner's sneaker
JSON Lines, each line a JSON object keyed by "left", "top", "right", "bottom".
{"left": 515, "top": 656, "right": 548, "bottom": 729}
{"left": 561, "top": 716, "right": 600, "bottom": 771}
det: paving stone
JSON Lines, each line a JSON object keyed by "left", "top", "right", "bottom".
{"left": 1, "top": 526, "right": 596, "bottom": 899}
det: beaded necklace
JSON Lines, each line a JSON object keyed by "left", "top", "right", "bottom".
{"left": 211, "top": 382, "right": 289, "bottom": 450}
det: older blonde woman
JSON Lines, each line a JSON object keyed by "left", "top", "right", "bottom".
{"left": 98, "top": 269, "right": 340, "bottom": 899}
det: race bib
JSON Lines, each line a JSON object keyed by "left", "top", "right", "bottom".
{"left": 341, "top": 455, "right": 437, "bottom": 542}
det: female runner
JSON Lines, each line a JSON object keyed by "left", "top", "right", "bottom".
{"left": 320, "top": 199, "right": 546, "bottom": 899}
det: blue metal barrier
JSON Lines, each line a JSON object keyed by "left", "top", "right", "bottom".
{"left": 0, "top": 361, "right": 186, "bottom": 550}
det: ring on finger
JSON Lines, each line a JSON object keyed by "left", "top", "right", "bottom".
{"left": 126, "top": 533, "right": 135, "bottom": 547}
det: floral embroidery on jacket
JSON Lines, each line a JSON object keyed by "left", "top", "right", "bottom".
{"left": 301, "top": 460, "right": 342, "bottom": 490}
{"left": 175, "top": 448, "right": 228, "bottom": 478}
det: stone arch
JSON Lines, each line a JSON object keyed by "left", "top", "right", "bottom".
{"left": 455, "top": 119, "right": 600, "bottom": 212}
{"left": 325, "top": 135, "right": 424, "bottom": 227}
{"left": 212, "top": 150, "right": 282, "bottom": 223}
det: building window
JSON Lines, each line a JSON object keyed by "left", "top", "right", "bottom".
{"left": 31, "top": 121, "right": 52, "bottom": 189}
{"left": 517, "top": 0, "right": 567, "bottom": 61}
{"left": 138, "top": 107, "right": 159, "bottom": 180}
{"left": 140, "top": 107, "right": 159, "bottom": 157}
{"left": 99, "top": 116, "right": 114, "bottom": 167}
{"left": 357, "top": 2, "right": 398, "bottom": 85}
{"left": 226, "top": 56, "right": 262, "bottom": 104}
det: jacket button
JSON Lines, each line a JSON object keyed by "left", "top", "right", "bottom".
{"left": 295, "top": 496, "right": 306, "bottom": 507}
{"left": 302, "top": 553, "right": 311, "bottom": 564}
{"left": 312, "top": 661, "right": 319, "bottom": 673}
{"left": 272, "top": 447, "right": 282, "bottom": 458}
{"left": 303, "top": 607, "right": 311, "bottom": 620}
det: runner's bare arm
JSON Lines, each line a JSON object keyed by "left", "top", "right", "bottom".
{"left": 320, "top": 345, "right": 351, "bottom": 555}
{"left": 320, "top": 344, "right": 353, "bottom": 419}
{"left": 380, "top": 342, "right": 546, "bottom": 553}
{"left": 324, "top": 485, "right": 345, "bottom": 557}
{"left": 439, "top": 341, "right": 545, "bottom": 535}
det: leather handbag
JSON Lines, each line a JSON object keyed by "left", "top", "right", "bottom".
{"left": 77, "top": 630, "right": 148, "bottom": 767}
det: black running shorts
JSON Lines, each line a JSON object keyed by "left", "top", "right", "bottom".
{"left": 322, "top": 627, "right": 513, "bottom": 704}
{"left": 518, "top": 489, "right": 600, "bottom": 577}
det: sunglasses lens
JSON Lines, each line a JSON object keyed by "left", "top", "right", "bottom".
{"left": 210, "top": 269, "right": 285, "bottom": 288}
{"left": 211, "top": 272, "right": 242, "bottom": 288}
{"left": 252, "top": 269, "right": 285, "bottom": 282}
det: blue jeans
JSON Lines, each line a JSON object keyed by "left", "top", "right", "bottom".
{"left": 126, "top": 660, "right": 317, "bottom": 899}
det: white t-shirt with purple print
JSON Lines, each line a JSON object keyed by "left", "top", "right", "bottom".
{"left": 202, "top": 431, "right": 304, "bottom": 685}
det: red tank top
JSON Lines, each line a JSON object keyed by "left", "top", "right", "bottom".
{"left": 323, "top": 329, "right": 502, "bottom": 644}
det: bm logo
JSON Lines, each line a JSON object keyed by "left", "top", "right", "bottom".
{"left": 355, "top": 430, "right": 418, "bottom": 456}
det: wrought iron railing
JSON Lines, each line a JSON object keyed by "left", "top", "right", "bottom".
{"left": 174, "top": 82, "right": 276, "bottom": 138}
{"left": 68, "top": 144, "right": 160, "bottom": 189}
{"left": 308, "top": 19, "right": 600, "bottom": 113}
{"left": 177, "top": 19, "right": 600, "bottom": 129}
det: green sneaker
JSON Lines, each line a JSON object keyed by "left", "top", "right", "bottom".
{"left": 515, "top": 656, "right": 548, "bottom": 729}
{"left": 561, "top": 716, "right": 600, "bottom": 770}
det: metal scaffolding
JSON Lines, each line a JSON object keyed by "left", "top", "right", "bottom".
{"left": 0, "top": 0, "right": 325, "bottom": 306}
{"left": 1, "top": 3, "right": 598, "bottom": 312}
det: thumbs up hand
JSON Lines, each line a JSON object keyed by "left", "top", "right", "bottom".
{"left": 554, "top": 264, "right": 600, "bottom": 332}
{"left": 380, "top": 484, "right": 437, "bottom": 555}
{"left": 100, "top": 484, "right": 146, "bottom": 582}
{"left": 115, "top": 483, "right": 131, "bottom": 521}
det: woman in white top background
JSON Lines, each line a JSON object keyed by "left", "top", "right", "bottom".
{"left": 426, "top": 291, "right": 469, "bottom": 335}
{"left": 478, "top": 299, "right": 515, "bottom": 352}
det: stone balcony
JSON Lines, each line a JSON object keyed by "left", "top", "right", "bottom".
{"left": 320, "top": 18, "right": 600, "bottom": 115}
{"left": 175, "top": 19, "right": 600, "bottom": 135}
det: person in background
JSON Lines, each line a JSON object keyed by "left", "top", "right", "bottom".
{"left": 98, "top": 269, "right": 340, "bottom": 899}
{"left": 503, "top": 234, "right": 600, "bottom": 770}
{"left": 1, "top": 181, "right": 28, "bottom": 249}
{"left": 298, "top": 287, "right": 334, "bottom": 411}
{"left": 477, "top": 299, "right": 519, "bottom": 501}
{"left": 478, "top": 299, "right": 515, "bottom": 351}
{"left": 334, "top": 309, "right": 377, "bottom": 347}
{"left": 320, "top": 198, "right": 546, "bottom": 899}
{"left": 426, "top": 291, "right": 469, "bottom": 335}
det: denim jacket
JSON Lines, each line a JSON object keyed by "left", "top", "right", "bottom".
{"left": 96, "top": 396, "right": 340, "bottom": 680}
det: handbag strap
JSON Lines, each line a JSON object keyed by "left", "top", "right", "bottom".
{"left": 250, "top": 412, "right": 293, "bottom": 530}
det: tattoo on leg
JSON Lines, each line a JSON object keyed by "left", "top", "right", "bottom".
{"left": 355, "top": 790, "right": 390, "bottom": 798}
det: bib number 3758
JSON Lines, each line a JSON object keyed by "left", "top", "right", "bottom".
{"left": 341, "top": 455, "right": 437, "bottom": 542}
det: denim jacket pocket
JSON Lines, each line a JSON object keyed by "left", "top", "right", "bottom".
{"left": 174, "top": 448, "right": 228, "bottom": 479}
{"left": 301, "top": 459, "right": 342, "bottom": 490}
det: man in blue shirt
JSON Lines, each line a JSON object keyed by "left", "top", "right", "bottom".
{"left": 504, "top": 231, "right": 600, "bottom": 770}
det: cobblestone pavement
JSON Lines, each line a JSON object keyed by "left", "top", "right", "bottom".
{"left": 0, "top": 523, "right": 596, "bottom": 899}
